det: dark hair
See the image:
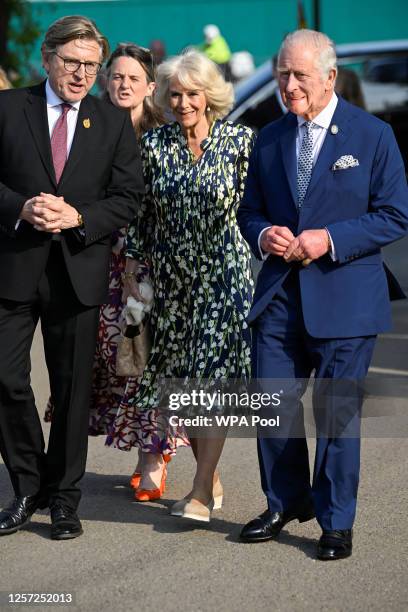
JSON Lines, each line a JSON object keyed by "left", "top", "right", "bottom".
{"left": 105, "top": 43, "right": 164, "bottom": 138}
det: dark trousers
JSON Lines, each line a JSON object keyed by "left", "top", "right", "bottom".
{"left": 0, "top": 242, "right": 99, "bottom": 509}
{"left": 252, "top": 272, "right": 376, "bottom": 530}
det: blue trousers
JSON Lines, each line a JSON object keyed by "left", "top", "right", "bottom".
{"left": 252, "top": 273, "right": 376, "bottom": 530}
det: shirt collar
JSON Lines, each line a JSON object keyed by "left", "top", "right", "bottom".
{"left": 45, "top": 79, "right": 81, "bottom": 111}
{"left": 297, "top": 92, "right": 338, "bottom": 130}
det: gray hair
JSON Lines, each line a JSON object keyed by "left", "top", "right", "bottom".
{"left": 278, "top": 29, "right": 337, "bottom": 78}
{"left": 42, "top": 15, "right": 110, "bottom": 62}
{"left": 155, "top": 49, "right": 234, "bottom": 124}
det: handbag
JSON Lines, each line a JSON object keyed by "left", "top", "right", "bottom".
{"left": 116, "top": 319, "right": 151, "bottom": 378}
{"left": 116, "top": 278, "right": 154, "bottom": 377}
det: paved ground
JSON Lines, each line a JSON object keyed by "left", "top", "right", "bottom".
{"left": 1, "top": 239, "right": 408, "bottom": 612}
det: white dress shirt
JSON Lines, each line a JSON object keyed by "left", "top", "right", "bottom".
{"left": 258, "top": 92, "right": 338, "bottom": 259}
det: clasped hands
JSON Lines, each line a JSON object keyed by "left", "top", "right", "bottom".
{"left": 260, "top": 226, "right": 330, "bottom": 264}
{"left": 19, "top": 192, "right": 80, "bottom": 234}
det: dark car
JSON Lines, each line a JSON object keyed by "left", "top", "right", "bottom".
{"left": 229, "top": 40, "right": 408, "bottom": 168}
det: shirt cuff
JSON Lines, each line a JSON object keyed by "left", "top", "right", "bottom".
{"left": 325, "top": 227, "right": 337, "bottom": 261}
{"left": 258, "top": 227, "right": 272, "bottom": 260}
{"left": 15, "top": 219, "right": 21, "bottom": 230}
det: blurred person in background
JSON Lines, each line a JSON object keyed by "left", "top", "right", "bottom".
{"left": 241, "top": 54, "right": 287, "bottom": 131}
{"left": 0, "top": 66, "right": 12, "bottom": 90}
{"left": 335, "top": 66, "right": 366, "bottom": 109}
{"left": 230, "top": 50, "right": 255, "bottom": 83}
{"left": 125, "top": 50, "right": 255, "bottom": 519}
{"left": 149, "top": 39, "right": 166, "bottom": 66}
{"left": 199, "top": 24, "right": 232, "bottom": 80}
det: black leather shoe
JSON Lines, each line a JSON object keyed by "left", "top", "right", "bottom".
{"left": 240, "top": 498, "right": 315, "bottom": 542}
{"left": 317, "top": 529, "right": 352, "bottom": 560}
{"left": 50, "top": 504, "right": 83, "bottom": 540}
{"left": 0, "top": 496, "right": 39, "bottom": 535}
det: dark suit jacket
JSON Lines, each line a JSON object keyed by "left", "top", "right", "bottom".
{"left": 237, "top": 97, "right": 408, "bottom": 338}
{"left": 0, "top": 82, "right": 144, "bottom": 305}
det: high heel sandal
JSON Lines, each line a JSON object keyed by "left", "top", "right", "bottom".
{"left": 131, "top": 454, "right": 171, "bottom": 490}
{"left": 134, "top": 454, "right": 172, "bottom": 502}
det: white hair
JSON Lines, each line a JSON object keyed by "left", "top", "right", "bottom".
{"left": 278, "top": 29, "right": 337, "bottom": 78}
{"left": 155, "top": 50, "right": 234, "bottom": 123}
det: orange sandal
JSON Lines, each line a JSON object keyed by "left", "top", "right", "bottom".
{"left": 134, "top": 465, "right": 167, "bottom": 502}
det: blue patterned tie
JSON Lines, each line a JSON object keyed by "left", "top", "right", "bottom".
{"left": 297, "top": 121, "right": 315, "bottom": 208}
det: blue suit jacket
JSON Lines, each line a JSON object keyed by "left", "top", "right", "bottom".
{"left": 237, "top": 97, "right": 408, "bottom": 338}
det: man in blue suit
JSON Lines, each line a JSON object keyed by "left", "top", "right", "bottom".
{"left": 237, "top": 29, "right": 408, "bottom": 560}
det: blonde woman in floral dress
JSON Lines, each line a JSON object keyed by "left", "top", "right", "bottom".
{"left": 123, "top": 50, "right": 255, "bottom": 520}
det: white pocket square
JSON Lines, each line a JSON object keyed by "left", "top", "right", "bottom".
{"left": 332, "top": 155, "right": 359, "bottom": 171}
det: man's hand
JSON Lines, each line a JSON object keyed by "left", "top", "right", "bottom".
{"left": 260, "top": 226, "right": 296, "bottom": 256}
{"left": 19, "top": 196, "right": 63, "bottom": 233}
{"left": 284, "top": 229, "right": 330, "bottom": 263}
{"left": 23, "top": 193, "right": 81, "bottom": 233}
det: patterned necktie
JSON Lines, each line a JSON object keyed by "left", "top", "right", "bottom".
{"left": 297, "top": 120, "right": 315, "bottom": 208}
{"left": 51, "top": 103, "right": 71, "bottom": 183}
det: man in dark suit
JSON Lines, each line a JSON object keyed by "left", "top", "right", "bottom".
{"left": 237, "top": 29, "right": 408, "bottom": 560}
{"left": 0, "top": 16, "right": 143, "bottom": 539}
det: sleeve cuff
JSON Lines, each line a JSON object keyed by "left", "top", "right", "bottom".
{"left": 325, "top": 227, "right": 337, "bottom": 261}
{"left": 258, "top": 226, "right": 272, "bottom": 260}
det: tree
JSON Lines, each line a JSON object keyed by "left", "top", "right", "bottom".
{"left": 0, "top": 0, "right": 40, "bottom": 85}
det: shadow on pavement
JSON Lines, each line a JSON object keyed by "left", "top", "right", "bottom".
{"left": 25, "top": 472, "right": 241, "bottom": 537}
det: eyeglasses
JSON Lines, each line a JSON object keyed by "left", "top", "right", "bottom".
{"left": 53, "top": 52, "right": 102, "bottom": 76}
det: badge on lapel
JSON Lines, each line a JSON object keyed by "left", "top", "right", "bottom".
{"left": 332, "top": 155, "right": 359, "bottom": 171}
{"left": 83, "top": 118, "right": 91, "bottom": 129}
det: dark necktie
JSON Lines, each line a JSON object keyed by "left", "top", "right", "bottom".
{"left": 51, "top": 103, "right": 71, "bottom": 183}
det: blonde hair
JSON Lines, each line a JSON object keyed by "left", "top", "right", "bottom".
{"left": 42, "top": 15, "right": 109, "bottom": 62}
{"left": 279, "top": 29, "right": 337, "bottom": 78}
{"left": 155, "top": 49, "right": 234, "bottom": 123}
{"left": 0, "top": 67, "right": 12, "bottom": 90}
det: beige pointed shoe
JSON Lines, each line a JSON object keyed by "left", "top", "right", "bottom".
{"left": 181, "top": 498, "right": 214, "bottom": 523}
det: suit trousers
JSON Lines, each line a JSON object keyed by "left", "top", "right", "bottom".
{"left": 0, "top": 242, "right": 99, "bottom": 509}
{"left": 252, "top": 271, "right": 376, "bottom": 530}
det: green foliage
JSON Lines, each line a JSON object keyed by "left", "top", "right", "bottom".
{"left": 1, "top": 0, "right": 41, "bottom": 86}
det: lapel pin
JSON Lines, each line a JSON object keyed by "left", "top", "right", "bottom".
{"left": 83, "top": 118, "right": 91, "bottom": 129}
{"left": 331, "top": 124, "right": 338, "bottom": 134}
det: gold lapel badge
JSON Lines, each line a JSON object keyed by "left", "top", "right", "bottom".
{"left": 83, "top": 118, "right": 91, "bottom": 129}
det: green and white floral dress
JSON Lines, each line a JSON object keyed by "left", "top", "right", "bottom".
{"left": 125, "top": 119, "right": 255, "bottom": 417}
